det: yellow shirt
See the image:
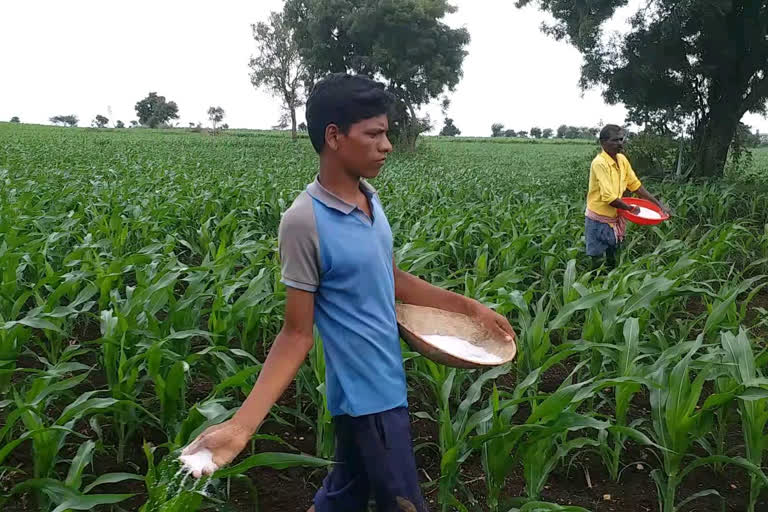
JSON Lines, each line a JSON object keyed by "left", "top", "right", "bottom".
{"left": 586, "top": 151, "right": 642, "bottom": 218}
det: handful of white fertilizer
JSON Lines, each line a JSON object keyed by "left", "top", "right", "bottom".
{"left": 635, "top": 206, "right": 663, "bottom": 220}
{"left": 421, "top": 334, "right": 504, "bottom": 364}
{"left": 179, "top": 448, "right": 218, "bottom": 478}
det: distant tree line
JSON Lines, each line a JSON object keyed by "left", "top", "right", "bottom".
{"left": 43, "top": 92, "right": 231, "bottom": 134}
{"left": 37, "top": 1, "right": 470, "bottom": 146}
{"left": 491, "top": 123, "right": 598, "bottom": 140}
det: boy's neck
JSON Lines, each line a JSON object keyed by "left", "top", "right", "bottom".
{"left": 318, "top": 159, "right": 362, "bottom": 203}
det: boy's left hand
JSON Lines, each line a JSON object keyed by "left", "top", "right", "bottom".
{"left": 469, "top": 302, "right": 516, "bottom": 343}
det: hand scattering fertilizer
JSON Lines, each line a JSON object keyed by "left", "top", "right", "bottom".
{"left": 179, "top": 448, "right": 217, "bottom": 477}
{"left": 421, "top": 334, "right": 504, "bottom": 364}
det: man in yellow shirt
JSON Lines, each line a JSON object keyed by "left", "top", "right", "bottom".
{"left": 585, "top": 124, "right": 670, "bottom": 268}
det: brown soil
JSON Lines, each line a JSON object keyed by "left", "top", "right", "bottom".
{"left": 4, "top": 324, "right": 764, "bottom": 512}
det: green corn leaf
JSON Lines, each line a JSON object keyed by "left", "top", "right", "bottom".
{"left": 212, "top": 452, "right": 332, "bottom": 478}
{"left": 65, "top": 440, "right": 96, "bottom": 489}
{"left": 51, "top": 494, "right": 136, "bottom": 512}
{"left": 83, "top": 472, "right": 145, "bottom": 494}
{"left": 549, "top": 290, "right": 610, "bottom": 329}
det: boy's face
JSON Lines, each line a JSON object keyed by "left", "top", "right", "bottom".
{"left": 335, "top": 114, "right": 393, "bottom": 179}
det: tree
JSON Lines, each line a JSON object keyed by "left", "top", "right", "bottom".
{"left": 92, "top": 115, "right": 109, "bottom": 128}
{"left": 272, "top": 112, "right": 290, "bottom": 130}
{"left": 491, "top": 123, "right": 505, "bottom": 137}
{"left": 207, "top": 106, "right": 225, "bottom": 132}
{"left": 135, "top": 92, "right": 179, "bottom": 128}
{"left": 504, "top": 129, "right": 517, "bottom": 138}
{"left": 518, "top": 0, "right": 768, "bottom": 178}
{"left": 556, "top": 124, "right": 568, "bottom": 138}
{"left": 530, "top": 127, "right": 542, "bottom": 138}
{"left": 249, "top": 11, "right": 306, "bottom": 141}
{"left": 298, "top": 121, "right": 307, "bottom": 132}
{"left": 564, "top": 126, "right": 581, "bottom": 140}
{"left": 130, "top": 120, "right": 139, "bottom": 128}
{"left": 517, "top": 130, "right": 529, "bottom": 138}
{"left": 542, "top": 128, "right": 553, "bottom": 138}
{"left": 50, "top": 115, "right": 79, "bottom": 127}
{"left": 735, "top": 122, "right": 761, "bottom": 148}
{"left": 10, "top": 116, "right": 20, "bottom": 123}
{"left": 284, "top": 0, "right": 470, "bottom": 147}
{"left": 115, "top": 120, "right": 125, "bottom": 129}
{"left": 439, "top": 118, "right": 461, "bottom": 137}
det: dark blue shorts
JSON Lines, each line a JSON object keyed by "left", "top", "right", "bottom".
{"left": 313, "top": 407, "right": 428, "bottom": 512}
{"left": 585, "top": 217, "right": 619, "bottom": 257}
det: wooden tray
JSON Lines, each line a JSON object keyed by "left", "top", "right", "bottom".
{"left": 396, "top": 304, "right": 517, "bottom": 369}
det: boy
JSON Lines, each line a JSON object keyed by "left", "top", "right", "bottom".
{"left": 182, "top": 73, "right": 516, "bottom": 511}
{"left": 585, "top": 124, "right": 670, "bottom": 268}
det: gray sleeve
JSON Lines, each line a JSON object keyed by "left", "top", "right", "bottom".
{"left": 278, "top": 193, "right": 320, "bottom": 292}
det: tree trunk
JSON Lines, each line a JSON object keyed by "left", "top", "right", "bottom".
{"left": 405, "top": 102, "right": 418, "bottom": 150}
{"left": 692, "top": 105, "right": 741, "bottom": 178}
{"left": 290, "top": 106, "right": 297, "bottom": 141}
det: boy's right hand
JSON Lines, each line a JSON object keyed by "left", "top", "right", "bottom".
{"left": 182, "top": 419, "right": 252, "bottom": 477}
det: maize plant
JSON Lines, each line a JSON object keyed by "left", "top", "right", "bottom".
{"left": 1, "top": 123, "right": 768, "bottom": 510}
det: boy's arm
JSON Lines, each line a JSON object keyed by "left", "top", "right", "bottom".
{"left": 181, "top": 287, "right": 315, "bottom": 476}
{"left": 393, "top": 260, "right": 515, "bottom": 342}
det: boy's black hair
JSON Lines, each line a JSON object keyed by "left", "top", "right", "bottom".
{"left": 306, "top": 73, "right": 395, "bottom": 153}
{"left": 599, "top": 124, "right": 624, "bottom": 142}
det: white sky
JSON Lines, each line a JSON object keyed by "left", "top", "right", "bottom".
{"left": 1, "top": 0, "right": 766, "bottom": 136}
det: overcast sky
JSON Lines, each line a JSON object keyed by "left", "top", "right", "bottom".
{"left": 2, "top": 0, "right": 766, "bottom": 136}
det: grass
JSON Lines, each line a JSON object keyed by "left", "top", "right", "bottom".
{"left": 0, "top": 122, "right": 767, "bottom": 511}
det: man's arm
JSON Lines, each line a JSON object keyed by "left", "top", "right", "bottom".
{"left": 393, "top": 260, "right": 515, "bottom": 342}
{"left": 610, "top": 197, "right": 641, "bottom": 214}
{"left": 181, "top": 287, "right": 315, "bottom": 475}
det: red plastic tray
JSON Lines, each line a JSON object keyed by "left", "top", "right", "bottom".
{"left": 618, "top": 198, "right": 669, "bottom": 225}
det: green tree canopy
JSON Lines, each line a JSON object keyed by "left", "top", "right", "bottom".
{"left": 284, "top": 0, "right": 470, "bottom": 146}
{"left": 517, "top": 0, "right": 768, "bottom": 177}
{"left": 207, "top": 106, "right": 225, "bottom": 132}
{"left": 439, "top": 118, "right": 461, "bottom": 136}
{"left": 50, "top": 115, "right": 79, "bottom": 127}
{"left": 92, "top": 115, "right": 109, "bottom": 128}
{"left": 135, "top": 92, "right": 179, "bottom": 128}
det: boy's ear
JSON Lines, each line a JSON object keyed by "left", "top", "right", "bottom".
{"left": 325, "top": 124, "right": 341, "bottom": 152}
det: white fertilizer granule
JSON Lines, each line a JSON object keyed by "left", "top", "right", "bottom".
{"left": 635, "top": 206, "right": 663, "bottom": 220}
{"left": 179, "top": 448, "right": 217, "bottom": 477}
{"left": 421, "top": 334, "right": 504, "bottom": 364}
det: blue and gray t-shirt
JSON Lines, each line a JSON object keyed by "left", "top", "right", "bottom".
{"left": 278, "top": 178, "right": 407, "bottom": 417}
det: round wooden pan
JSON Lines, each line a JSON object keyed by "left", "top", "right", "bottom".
{"left": 395, "top": 304, "right": 517, "bottom": 369}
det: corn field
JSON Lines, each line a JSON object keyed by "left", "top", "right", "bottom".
{"left": 1, "top": 123, "right": 767, "bottom": 512}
